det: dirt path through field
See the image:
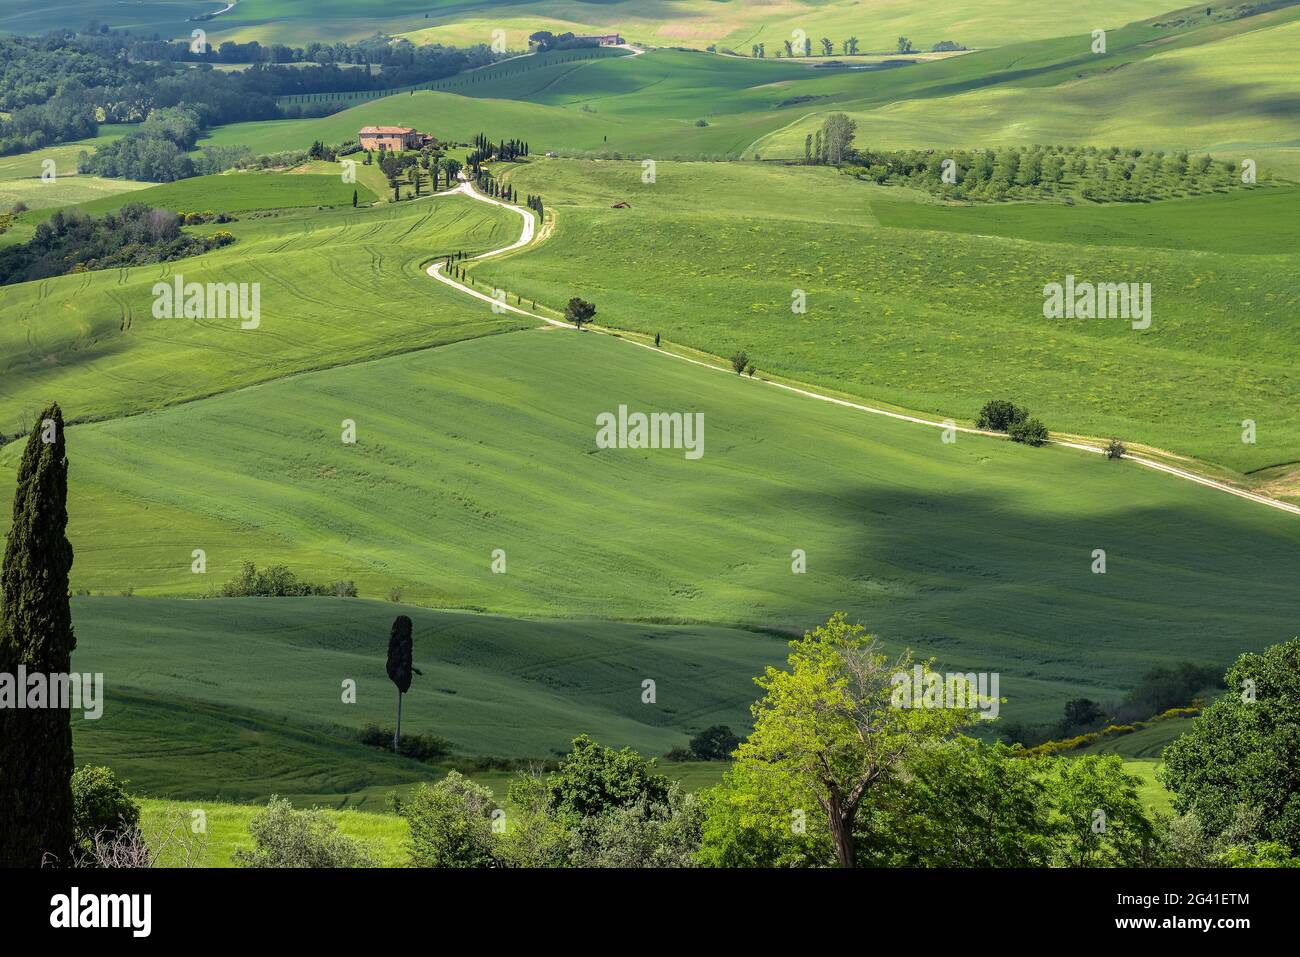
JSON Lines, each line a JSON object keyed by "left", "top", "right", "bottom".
{"left": 424, "top": 180, "right": 1300, "bottom": 518}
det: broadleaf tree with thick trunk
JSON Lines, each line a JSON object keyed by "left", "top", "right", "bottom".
{"left": 732, "top": 612, "right": 979, "bottom": 867}
{"left": 0, "top": 404, "right": 76, "bottom": 867}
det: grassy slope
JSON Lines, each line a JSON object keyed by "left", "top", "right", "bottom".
{"left": 199, "top": 0, "right": 1181, "bottom": 53}
{"left": 871, "top": 187, "right": 1300, "bottom": 255}
{"left": 138, "top": 798, "right": 410, "bottom": 866}
{"left": 70, "top": 596, "right": 783, "bottom": 774}
{"left": 17, "top": 169, "right": 378, "bottom": 225}
{"left": 756, "top": 5, "right": 1300, "bottom": 155}
{"left": 7, "top": 329, "right": 1295, "bottom": 732}
{"left": 0, "top": 177, "right": 524, "bottom": 429}
{"left": 479, "top": 159, "right": 1300, "bottom": 473}
{"left": 0, "top": 132, "right": 146, "bottom": 222}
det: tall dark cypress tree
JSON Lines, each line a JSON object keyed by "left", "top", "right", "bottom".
{"left": 0, "top": 404, "right": 76, "bottom": 867}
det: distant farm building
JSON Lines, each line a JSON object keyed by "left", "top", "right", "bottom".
{"left": 579, "top": 34, "right": 625, "bottom": 46}
{"left": 358, "top": 126, "right": 433, "bottom": 151}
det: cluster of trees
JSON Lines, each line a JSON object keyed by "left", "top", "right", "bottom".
{"left": 749, "top": 36, "right": 964, "bottom": 59}
{"left": 976, "top": 399, "right": 1049, "bottom": 446}
{"left": 0, "top": 94, "right": 97, "bottom": 157}
{"left": 528, "top": 32, "right": 604, "bottom": 53}
{"left": 77, "top": 107, "right": 206, "bottom": 182}
{"left": 525, "top": 194, "right": 545, "bottom": 218}
{"left": 1003, "top": 662, "right": 1224, "bottom": 748}
{"left": 68, "top": 29, "right": 499, "bottom": 101}
{"left": 217, "top": 561, "right": 357, "bottom": 598}
{"left": 0, "top": 204, "right": 233, "bottom": 286}
{"left": 845, "top": 141, "right": 1248, "bottom": 203}
{"left": 0, "top": 30, "right": 501, "bottom": 158}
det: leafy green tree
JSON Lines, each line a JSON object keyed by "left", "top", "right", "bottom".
{"left": 498, "top": 772, "right": 571, "bottom": 868}
{"left": 689, "top": 725, "right": 739, "bottom": 760}
{"left": 71, "top": 765, "right": 140, "bottom": 854}
{"left": 1063, "top": 698, "right": 1104, "bottom": 730}
{"left": 730, "top": 350, "right": 749, "bottom": 373}
{"left": 547, "top": 735, "right": 671, "bottom": 819}
{"left": 1163, "top": 639, "right": 1300, "bottom": 852}
{"left": 235, "top": 797, "right": 376, "bottom": 867}
{"left": 1049, "top": 755, "right": 1155, "bottom": 866}
{"left": 1009, "top": 417, "right": 1049, "bottom": 446}
{"left": 697, "top": 762, "right": 834, "bottom": 867}
{"left": 402, "top": 771, "right": 499, "bottom": 867}
{"left": 565, "top": 297, "right": 596, "bottom": 329}
{"left": 729, "top": 613, "right": 978, "bottom": 867}
{"left": 975, "top": 399, "right": 1028, "bottom": 431}
{"left": 820, "top": 113, "right": 857, "bottom": 165}
{"left": 866, "top": 739, "right": 1054, "bottom": 867}
{"left": 0, "top": 404, "right": 76, "bottom": 867}
{"left": 896, "top": 36, "right": 914, "bottom": 53}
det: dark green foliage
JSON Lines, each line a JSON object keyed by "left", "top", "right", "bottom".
{"left": 565, "top": 297, "right": 597, "bottom": 329}
{"left": 1063, "top": 698, "right": 1104, "bottom": 730}
{"left": 1105, "top": 438, "right": 1126, "bottom": 459}
{"left": 848, "top": 144, "right": 1251, "bottom": 204}
{"left": 71, "top": 765, "right": 140, "bottom": 851}
{"left": 864, "top": 740, "right": 1055, "bottom": 867}
{"left": 359, "top": 724, "right": 450, "bottom": 761}
{"left": 689, "top": 725, "right": 739, "bottom": 761}
{"left": 217, "top": 561, "right": 355, "bottom": 597}
{"left": 1009, "top": 417, "right": 1049, "bottom": 446}
{"left": 546, "top": 734, "right": 671, "bottom": 819}
{"left": 1163, "top": 640, "right": 1300, "bottom": 851}
{"left": 1116, "top": 662, "right": 1222, "bottom": 722}
{"left": 730, "top": 351, "right": 749, "bottom": 374}
{"left": 386, "top": 615, "right": 418, "bottom": 694}
{"left": 0, "top": 405, "right": 76, "bottom": 867}
{"left": 0, "top": 204, "right": 234, "bottom": 286}
{"left": 401, "top": 771, "right": 499, "bottom": 867}
{"left": 976, "top": 399, "right": 1029, "bottom": 431}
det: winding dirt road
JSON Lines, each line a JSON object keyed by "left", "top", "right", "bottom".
{"left": 425, "top": 180, "right": 1300, "bottom": 518}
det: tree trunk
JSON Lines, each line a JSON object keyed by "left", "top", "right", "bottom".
{"left": 394, "top": 691, "right": 402, "bottom": 753}
{"left": 827, "top": 796, "right": 857, "bottom": 868}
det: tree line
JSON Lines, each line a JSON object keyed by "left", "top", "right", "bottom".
{"left": 803, "top": 113, "right": 1253, "bottom": 203}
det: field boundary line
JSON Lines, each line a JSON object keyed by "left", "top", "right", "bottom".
{"left": 425, "top": 178, "right": 1300, "bottom": 518}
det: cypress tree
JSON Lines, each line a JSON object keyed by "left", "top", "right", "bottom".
{"left": 0, "top": 404, "right": 76, "bottom": 867}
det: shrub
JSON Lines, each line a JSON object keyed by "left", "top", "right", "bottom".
{"left": 402, "top": 771, "right": 499, "bottom": 867}
{"left": 567, "top": 786, "right": 703, "bottom": 868}
{"left": 234, "top": 797, "right": 376, "bottom": 867}
{"left": 1009, "top": 417, "right": 1049, "bottom": 446}
{"left": 218, "top": 561, "right": 352, "bottom": 597}
{"left": 689, "top": 725, "right": 739, "bottom": 761}
{"left": 730, "top": 351, "right": 749, "bottom": 374}
{"left": 976, "top": 399, "right": 1029, "bottom": 432}
{"left": 359, "top": 724, "right": 451, "bottom": 761}
{"left": 71, "top": 765, "right": 140, "bottom": 851}
{"left": 1105, "top": 438, "right": 1126, "bottom": 459}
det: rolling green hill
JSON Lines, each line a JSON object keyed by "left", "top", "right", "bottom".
{"left": 0, "top": 177, "right": 524, "bottom": 429}
{"left": 69, "top": 596, "right": 783, "bottom": 792}
{"left": 479, "top": 158, "right": 1300, "bottom": 473}
{"left": 754, "top": 3, "right": 1300, "bottom": 155}
{"left": 9, "top": 328, "right": 1297, "bottom": 733}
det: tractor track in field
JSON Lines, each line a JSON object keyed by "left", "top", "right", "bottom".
{"left": 421, "top": 176, "right": 1300, "bottom": 518}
